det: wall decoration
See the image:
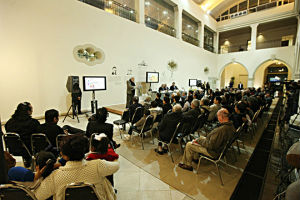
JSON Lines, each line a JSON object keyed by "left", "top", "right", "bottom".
{"left": 204, "top": 67, "right": 209, "bottom": 73}
{"left": 112, "top": 66, "right": 117, "bottom": 75}
{"left": 73, "top": 44, "right": 105, "bottom": 66}
{"left": 138, "top": 60, "right": 148, "bottom": 67}
{"left": 167, "top": 60, "right": 178, "bottom": 78}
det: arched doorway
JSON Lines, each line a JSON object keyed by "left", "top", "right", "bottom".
{"left": 253, "top": 60, "right": 292, "bottom": 88}
{"left": 220, "top": 63, "right": 248, "bottom": 88}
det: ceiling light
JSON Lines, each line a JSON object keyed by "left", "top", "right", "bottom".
{"left": 108, "top": 1, "right": 112, "bottom": 5}
{"left": 163, "top": 10, "right": 168, "bottom": 15}
{"left": 145, "top": 1, "right": 150, "bottom": 6}
{"left": 187, "top": 25, "right": 191, "bottom": 28}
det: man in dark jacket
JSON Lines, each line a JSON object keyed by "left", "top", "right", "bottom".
{"left": 178, "top": 108, "right": 235, "bottom": 171}
{"left": 37, "top": 109, "right": 64, "bottom": 147}
{"left": 158, "top": 104, "right": 183, "bottom": 142}
{"left": 128, "top": 96, "right": 143, "bottom": 121}
{"left": 181, "top": 99, "right": 201, "bottom": 136}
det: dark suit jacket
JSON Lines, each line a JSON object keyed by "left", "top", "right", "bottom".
{"left": 162, "top": 103, "right": 172, "bottom": 115}
{"left": 158, "top": 112, "right": 182, "bottom": 142}
{"left": 170, "top": 85, "right": 178, "bottom": 91}
{"left": 128, "top": 103, "right": 143, "bottom": 120}
{"left": 86, "top": 121, "right": 114, "bottom": 140}
{"left": 37, "top": 122, "right": 64, "bottom": 147}
{"left": 182, "top": 108, "right": 201, "bottom": 134}
{"left": 155, "top": 98, "right": 163, "bottom": 107}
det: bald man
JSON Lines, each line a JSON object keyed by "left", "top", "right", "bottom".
{"left": 178, "top": 108, "right": 236, "bottom": 171}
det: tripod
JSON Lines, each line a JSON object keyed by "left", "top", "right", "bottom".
{"left": 63, "top": 103, "right": 80, "bottom": 123}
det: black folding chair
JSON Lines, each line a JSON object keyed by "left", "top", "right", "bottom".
{"left": 113, "top": 110, "right": 129, "bottom": 139}
{"left": 63, "top": 182, "right": 101, "bottom": 200}
{"left": 3, "top": 133, "right": 33, "bottom": 169}
{"left": 132, "top": 115, "right": 154, "bottom": 150}
{"left": 56, "top": 134, "right": 68, "bottom": 152}
{"left": 158, "top": 122, "right": 182, "bottom": 163}
{"left": 31, "top": 133, "right": 52, "bottom": 156}
{"left": 196, "top": 139, "right": 233, "bottom": 186}
{"left": 130, "top": 107, "right": 144, "bottom": 125}
{"left": 0, "top": 184, "right": 37, "bottom": 200}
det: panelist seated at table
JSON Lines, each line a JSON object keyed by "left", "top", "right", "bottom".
{"left": 159, "top": 84, "right": 169, "bottom": 93}
{"left": 170, "top": 82, "right": 178, "bottom": 91}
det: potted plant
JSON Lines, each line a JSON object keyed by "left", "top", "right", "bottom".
{"left": 167, "top": 60, "right": 178, "bottom": 77}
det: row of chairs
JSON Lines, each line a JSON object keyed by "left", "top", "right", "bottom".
{"left": 3, "top": 132, "right": 67, "bottom": 169}
{"left": 0, "top": 182, "right": 101, "bottom": 200}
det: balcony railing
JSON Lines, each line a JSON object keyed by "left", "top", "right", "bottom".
{"left": 216, "top": 0, "right": 293, "bottom": 22}
{"left": 79, "top": 0, "right": 136, "bottom": 22}
{"left": 219, "top": 44, "right": 249, "bottom": 54}
{"left": 145, "top": 16, "right": 176, "bottom": 37}
{"left": 182, "top": 33, "right": 199, "bottom": 46}
{"left": 256, "top": 39, "right": 294, "bottom": 49}
{"left": 204, "top": 43, "right": 214, "bottom": 53}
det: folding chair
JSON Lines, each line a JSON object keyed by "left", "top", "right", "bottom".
{"left": 234, "top": 122, "right": 247, "bottom": 155}
{"left": 113, "top": 110, "right": 129, "bottom": 139}
{"left": 130, "top": 107, "right": 144, "bottom": 125}
{"left": 158, "top": 122, "right": 182, "bottom": 163}
{"left": 31, "top": 133, "right": 52, "bottom": 156}
{"left": 196, "top": 139, "right": 233, "bottom": 185}
{"left": 3, "top": 133, "right": 33, "bottom": 169}
{"left": 131, "top": 115, "right": 154, "bottom": 150}
{"left": 56, "top": 134, "right": 68, "bottom": 151}
{"left": 0, "top": 184, "right": 37, "bottom": 200}
{"left": 63, "top": 182, "right": 101, "bottom": 200}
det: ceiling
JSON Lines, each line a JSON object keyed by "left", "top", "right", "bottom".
{"left": 193, "top": 0, "right": 240, "bottom": 18}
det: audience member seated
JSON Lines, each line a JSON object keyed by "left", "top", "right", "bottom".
{"left": 181, "top": 91, "right": 187, "bottom": 103}
{"left": 128, "top": 96, "right": 143, "bottom": 120}
{"left": 37, "top": 109, "right": 64, "bottom": 148}
{"left": 155, "top": 104, "right": 183, "bottom": 154}
{"left": 231, "top": 102, "right": 247, "bottom": 129}
{"left": 86, "top": 133, "right": 119, "bottom": 187}
{"left": 154, "top": 93, "right": 163, "bottom": 107}
{"left": 207, "top": 96, "right": 222, "bottom": 122}
{"left": 143, "top": 96, "right": 152, "bottom": 110}
{"left": 178, "top": 108, "right": 235, "bottom": 171}
{"left": 149, "top": 101, "right": 163, "bottom": 121}
{"left": 181, "top": 99, "right": 201, "bottom": 136}
{"left": 169, "top": 82, "right": 178, "bottom": 91}
{"left": 8, "top": 151, "right": 56, "bottom": 187}
{"left": 162, "top": 96, "right": 172, "bottom": 115}
{"left": 34, "top": 134, "right": 119, "bottom": 200}
{"left": 86, "top": 107, "right": 120, "bottom": 149}
{"left": 182, "top": 95, "right": 193, "bottom": 112}
{"left": 172, "top": 95, "right": 183, "bottom": 107}
{"left": 5, "top": 102, "right": 40, "bottom": 167}
{"left": 128, "top": 109, "right": 150, "bottom": 135}
{"left": 199, "top": 98, "right": 210, "bottom": 115}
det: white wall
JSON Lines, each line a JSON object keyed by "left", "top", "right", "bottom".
{"left": 0, "top": 0, "right": 217, "bottom": 121}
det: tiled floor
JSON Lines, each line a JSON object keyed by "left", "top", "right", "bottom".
{"left": 3, "top": 101, "right": 277, "bottom": 200}
{"left": 54, "top": 102, "right": 274, "bottom": 200}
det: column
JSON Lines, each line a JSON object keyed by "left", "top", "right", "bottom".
{"left": 293, "top": 16, "right": 300, "bottom": 80}
{"left": 197, "top": 22, "right": 201, "bottom": 47}
{"left": 248, "top": 77, "right": 254, "bottom": 88}
{"left": 199, "top": 23, "right": 205, "bottom": 48}
{"left": 135, "top": 0, "right": 145, "bottom": 24}
{"left": 174, "top": 6, "right": 182, "bottom": 40}
{"left": 250, "top": 23, "right": 258, "bottom": 51}
{"left": 214, "top": 32, "right": 219, "bottom": 54}
{"left": 208, "top": 77, "right": 218, "bottom": 90}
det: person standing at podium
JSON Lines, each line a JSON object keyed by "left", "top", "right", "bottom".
{"left": 126, "top": 77, "right": 136, "bottom": 108}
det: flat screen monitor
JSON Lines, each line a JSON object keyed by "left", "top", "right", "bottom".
{"left": 189, "top": 79, "right": 197, "bottom": 86}
{"left": 83, "top": 76, "right": 106, "bottom": 91}
{"left": 146, "top": 72, "right": 159, "bottom": 83}
{"left": 269, "top": 77, "right": 280, "bottom": 82}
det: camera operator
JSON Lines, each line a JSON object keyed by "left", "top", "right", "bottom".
{"left": 72, "top": 83, "right": 82, "bottom": 115}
